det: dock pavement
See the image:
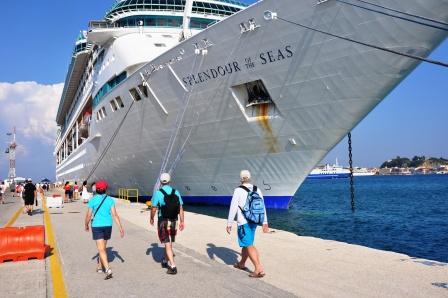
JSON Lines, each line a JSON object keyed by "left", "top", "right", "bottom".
{"left": 0, "top": 190, "right": 446, "bottom": 297}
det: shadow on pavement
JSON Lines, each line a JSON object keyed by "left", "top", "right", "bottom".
{"left": 146, "top": 243, "right": 165, "bottom": 264}
{"left": 206, "top": 243, "right": 240, "bottom": 265}
{"left": 91, "top": 247, "right": 125, "bottom": 263}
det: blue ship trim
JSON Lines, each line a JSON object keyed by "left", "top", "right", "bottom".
{"left": 307, "top": 173, "right": 350, "bottom": 179}
{"left": 180, "top": 195, "right": 291, "bottom": 209}
{"left": 115, "top": 194, "right": 292, "bottom": 209}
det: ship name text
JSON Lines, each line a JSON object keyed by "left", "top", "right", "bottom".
{"left": 182, "top": 45, "right": 293, "bottom": 87}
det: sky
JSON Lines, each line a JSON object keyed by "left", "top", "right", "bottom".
{"left": 0, "top": 0, "right": 446, "bottom": 181}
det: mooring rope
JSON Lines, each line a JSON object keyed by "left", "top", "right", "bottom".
{"left": 276, "top": 16, "right": 448, "bottom": 68}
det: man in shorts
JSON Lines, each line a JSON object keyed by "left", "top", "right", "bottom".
{"left": 227, "top": 170, "right": 269, "bottom": 278}
{"left": 150, "top": 173, "right": 185, "bottom": 275}
{"left": 23, "top": 178, "right": 37, "bottom": 216}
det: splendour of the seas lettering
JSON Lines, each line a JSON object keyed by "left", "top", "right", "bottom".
{"left": 182, "top": 45, "right": 293, "bottom": 87}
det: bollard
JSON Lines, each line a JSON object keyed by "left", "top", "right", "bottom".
{"left": 0, "top": 225, "right": 47, "bottom": 263}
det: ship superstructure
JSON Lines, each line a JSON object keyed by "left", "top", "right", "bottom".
{"left": 55, "top": 0, "right": 448, "bottom": 208}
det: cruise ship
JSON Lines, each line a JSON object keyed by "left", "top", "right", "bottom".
{"left": 55, "top": 0, "right": 448, "bottom": 209}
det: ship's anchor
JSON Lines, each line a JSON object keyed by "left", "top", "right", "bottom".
{"left": 348, "top": 132, "right": 355, "bottom": 212}
{"left": 263, "top": 180, "right": 271, "bottom": 191}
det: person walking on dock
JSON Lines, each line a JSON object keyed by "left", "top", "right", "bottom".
{"left": 81, "top": 180, "right": 91, "bottom": 203}
{"left": 74, "top": 182, "right": 79, "bottom": 200}
{"left": 0, "top": 181, "right": 5, "bottom": 204}
{"left": 23, "top": 178, "right": 37, "bottom": 216}
{"left": 64, "top": 181, "right": 71, "bottom": 203}
{"left": 150, "top": 173, "right": 185, "bottom": 275}
{"left": 227, "top": 170, "right": 269, "bottom": 278}
{"left": 84, "top": 180, "right": 125, "bottom": 280}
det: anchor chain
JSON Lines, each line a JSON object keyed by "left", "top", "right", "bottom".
{"left": 348, "top": 132, "right": 355, "bottom": 212}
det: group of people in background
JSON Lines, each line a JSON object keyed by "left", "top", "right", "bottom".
{"left": 63, "top": 180, "right": 93, "bottom": 203}
{"left": 0, "top": 178, "right": 53, "bottom": 215}
{"left": 82, "top": 169, "right": 268, "bottom": 280}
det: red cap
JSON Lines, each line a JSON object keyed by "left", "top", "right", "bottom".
{"left": 95, "top": 180, "right": 108, "bottom": 191}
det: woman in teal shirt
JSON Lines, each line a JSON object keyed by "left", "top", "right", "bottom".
{"left": 85, "top": 180, "right": 124, "bottom": 280}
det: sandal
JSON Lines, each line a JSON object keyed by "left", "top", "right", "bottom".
{"left": 249, "top": 272, "right": 266, "bottom": 278}
{"left": 233, "top": 263, "right": 248, "bottom": 271}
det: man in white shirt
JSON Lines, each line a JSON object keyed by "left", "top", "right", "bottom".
{"left": 226, "top": 170, "right": 269, "bottom": 278}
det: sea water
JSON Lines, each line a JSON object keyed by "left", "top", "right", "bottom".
{"left": 185, "top": 175, "right": 448, "bottom": 263}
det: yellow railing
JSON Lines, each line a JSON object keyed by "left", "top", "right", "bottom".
{"left": 125, "top": 189, "right": 139, "bottom": 203}
{"left": 117, "top": 188, "right": 138, "bottom": 202}
{"left": 118, "top": 188, "right": 125, "bottom": 200}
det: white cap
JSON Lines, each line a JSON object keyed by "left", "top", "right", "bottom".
{"left": 27, "top": 178, "right": 32, "bottom": 182}
{"left": 160, "top": 173, "right": 171, "bottom": 184}
{"left": 240, "top": 170, "right": 251, "bottom": 180}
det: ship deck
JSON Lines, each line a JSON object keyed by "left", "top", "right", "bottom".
{"left": 0, "top": 190, "right": 446, "bottom": 297}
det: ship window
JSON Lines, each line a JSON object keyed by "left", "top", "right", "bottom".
{"left": 154, "top": 43, "right": 166, "bottom": 47}
{"left": 96, "top": 111, "right": 101, "bottom": 121}
{"left": 138, "top": 84, "right": 148, "bottom": 98}
{"left": 110, "top": 99, "right": 118, "bottom": 111}
{"left": 129, "top": 88, "right": 142, "bottom": 101}
{"left": 162, "top": 34, "right": 172, "bottom": 38}
{"left": 115, "top": 96, "right": 124, "bottom": 108}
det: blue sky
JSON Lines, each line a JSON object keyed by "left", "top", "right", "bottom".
{"left": 0, "top": 0, "right": 446, "bottom": 181}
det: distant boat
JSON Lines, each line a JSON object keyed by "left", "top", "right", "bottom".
{"left": 353, "top": 167, "right": 377, "bottom": 177}
{"left": 308, "top": 159, "right": 350, "bottom": 179}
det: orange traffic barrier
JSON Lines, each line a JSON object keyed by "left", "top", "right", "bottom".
{"left": 0, "top": 225, "right": 47, "bottom": 263}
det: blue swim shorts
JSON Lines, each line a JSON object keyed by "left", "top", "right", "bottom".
{"left": 92, "top": 226, "right": 112, "bottom": 240}
{"left": 237, "top": 223, "right": 257, "bottom": 247}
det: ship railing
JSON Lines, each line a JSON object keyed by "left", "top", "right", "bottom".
{"left": 89, "top": 21, "right": 118, "bottom": 29}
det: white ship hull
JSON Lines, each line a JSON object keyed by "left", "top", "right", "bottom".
{"left": 55, "top": 0, "right": 448, "bottom": 208}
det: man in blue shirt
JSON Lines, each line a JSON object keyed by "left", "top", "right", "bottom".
{"left": 150, "top": 173, "right": 185, "bottom": 275}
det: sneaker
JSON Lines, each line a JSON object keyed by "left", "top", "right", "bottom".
{"left": 105, "top": 268, "right": 113, "bottom": 280}
{"left": 167, "top": 266, "right": 177, "bottom": 275}
{"left": 161, "top": 259, "right": 168, "bottom": 269}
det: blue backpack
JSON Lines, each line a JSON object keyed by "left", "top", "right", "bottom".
{"left": 238, "top": 185, "right": 265, "bottom": 225}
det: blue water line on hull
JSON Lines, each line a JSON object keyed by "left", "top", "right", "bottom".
{"left": 112, "top": 194, "right": 292, "bottom": 209}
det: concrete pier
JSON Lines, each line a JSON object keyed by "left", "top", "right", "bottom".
{"left": 0, "top": 190, "right": 446, "bottom": 297}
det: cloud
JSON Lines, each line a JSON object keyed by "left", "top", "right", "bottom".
{"left": 0, "top": 81, "right": 63, "bottom": 144}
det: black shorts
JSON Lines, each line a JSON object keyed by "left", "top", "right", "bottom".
{"left": 157, "top": 219, "right": 177, "bottom": 244}
{"left": 92, "top": 226, "right": 112, "bottom": 240}
{"left": 24, "top": 197, "right": 34, "bottom": 205}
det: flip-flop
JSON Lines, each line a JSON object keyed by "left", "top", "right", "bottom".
{"left": 233, "top": 263, "right": 248, "bottom": 271}
{"left": 249, "top": 272, "right": 266, "bottom": 278}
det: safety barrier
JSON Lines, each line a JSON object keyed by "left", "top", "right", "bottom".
{"left": 125, "top": 189, "right": 139, "bottom": 203}
{"left": 47, "top": 196, "right": 64, "bottom": 208}
{"left": 0, "top": 225, "right": 47, "bottom": 263}
{"left": 117, "top": 188, "right": 139, "bottom": 203}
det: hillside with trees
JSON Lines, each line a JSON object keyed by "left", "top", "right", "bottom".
{"left": 380, "top": 156, "right": 448, "bottom": 168}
